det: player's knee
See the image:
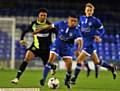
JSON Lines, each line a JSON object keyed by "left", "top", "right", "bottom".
{"left": 64, "top": 60, "right": 72, "bottom": 68}
{"left": 48, "top": 54, "right": 56, "bottom": 63}
{"left": 24, "top": 57, "right": 32, "bottom": 63}
{"left": 48, "top": 58, "right": 54, "bottom": 63}
{"left": 94, "top": 61, "right": 99, "bottom": 65}
{"left": 68, "top": 61, "right": 72, "bottom": 66}
{"left": 76, "top": 57, "right": 84, "bottom": 63}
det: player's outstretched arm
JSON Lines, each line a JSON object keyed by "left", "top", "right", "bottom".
{"left": 32, "top": 24, "right": 54, "bottom": 35}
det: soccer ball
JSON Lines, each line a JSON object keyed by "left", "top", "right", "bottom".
{"left": 48, "top": 77, "right": 59, "bottom": 89}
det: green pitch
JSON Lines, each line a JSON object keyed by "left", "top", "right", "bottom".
{"left": 0, "top": 69, "right": 120, "bottom": 91}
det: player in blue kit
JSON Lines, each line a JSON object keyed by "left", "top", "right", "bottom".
{"left": 40, "top": 14, "right": 83, "bottom": 88}
{"left": 71, "top": 3, "right": 117, "bottom": 84}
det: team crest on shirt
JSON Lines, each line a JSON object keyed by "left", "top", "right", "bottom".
{"left": 81, "top": 21, "right": 84, "bottom": 24}
{"left": 69, "top": 32, "right": 73, "bottom": 37}
{"left": 88, "top": 22, "right": 92, "bottom": 26}
{"left": 61, "top": 29, "right": 64, "bottom": 32}
{"left": 52, "top": 48, "right": 56, "bottom": 51}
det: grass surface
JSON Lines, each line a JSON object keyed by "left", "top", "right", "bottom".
{"left": 0, "top": 69, "right": 120, "bottom": 91}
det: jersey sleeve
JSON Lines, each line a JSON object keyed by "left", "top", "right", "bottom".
{"left": 78, "top": 22, "right": 81, "bottom": 29}
{"left": 53, "top": 21, "right": 63, "bottom": 30}
{"left": 50, "top": 21, "right": 63, "bottom": 35}
{"left": 96, "top": 18, "right": 105, "bottom": 37}
{"left": 75, "top": 27, "right": 82, "bottom": 40}
{"left": 78, "top": 16, "right": 82, "bottom": 28}
{"left": 20, "top": 21, "right": 33, "bottom": 40}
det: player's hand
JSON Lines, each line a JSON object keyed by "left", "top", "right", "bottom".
{"left": 74, "top": 50, "right": 80, "bottom": 57}
{"left": 32, "top": 29, "right": 40, "bottom": 35}
{"left": 19, "top": 40, "right": 26, "bottom": 46}
{"left": 94, "top": 35, "right": 102, "bottom": 43}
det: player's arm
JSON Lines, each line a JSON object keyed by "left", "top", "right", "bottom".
{"left": 20, "top": 30, "right": 28, "bottom": 45}
{"left": 76, "top": 24, "right": 83, "bottom": 51}
{"left": 20, "top": 23, "right": 33, "bottom": 46}
{"left": 32, "top": 24, "right": 54, "bottom": 35}
{"left": 94, "top": 18, "right": 105, "bottom": 43}
{"left": 32, "top": 21, "right": 61, "bottom": 35}
{"left": 74, "top": 38, "right": 83, "bottom": 57}
{"left": 74, "top": 28, "right": 83, "bottom": 57}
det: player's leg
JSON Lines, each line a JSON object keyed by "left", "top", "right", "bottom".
{"left": 71, "top": 50, "right": 88, "bottom": 84}
{"left": 40, "top": 51, "right": 57, "bottom": 86}
{"left": 63, "top": 57, "right": 72, "bottom": 88}
{"left": 50, "top": 63, "right": 57, "bottom": 75}
{"left": 94, "top": 64, "right": 99, "bottom": 78}
{"left": 39, "top": 49, "right": 50, "bottom": 66}
{"left": 11, "top": 50, "right": 35, "bottom": 84}
{"left": 90, "top": 52, "right": 99, "bottom": 78}
{"left": 40, "top": 50, "right": 57, "bottom": 75}
{"left": 84, "top": 61, "right": 91, "bottom": 77}
{"left": 91, "top": 51, "right": 116, "bottom": 79}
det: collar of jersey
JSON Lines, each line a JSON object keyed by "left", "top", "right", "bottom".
{"left": 37, "top": 19, "right": 46, "bottom": 24}
{"left": 84, "top": 15, "right": 93, "bottom": 18}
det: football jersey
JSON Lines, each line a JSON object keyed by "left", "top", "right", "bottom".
{"left": 20, "top": 19, "right": 55, "bottom": 50}
{"left": 78, "top": 15, "right": 105, "bottom": 46}
{"left": 50, "top": 20, "right": 82, "bottom": 57}
{"left": 54, "top": 20, "right": 82, "bottom": 45}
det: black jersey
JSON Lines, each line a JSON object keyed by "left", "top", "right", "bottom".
{"left": 20, "top": 19, "right": 55, "bottom": 50}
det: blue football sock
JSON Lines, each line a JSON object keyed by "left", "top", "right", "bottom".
{"left": 65, "top": 70, "right": 72, "bottom": 83}
{"left": 99, "top": 60, "right": 112, "bottom": 70}
{"left": 74, "top": 63, "right": 82, "bottom": 79}
{"left": 43, "top": 63, "right": 51, "bottom": 80}
{"left": 95, "top": 64, "right": 99, "bottom": 78}
{"left": 84, "top": 62, "right": 91, "bottom": 72}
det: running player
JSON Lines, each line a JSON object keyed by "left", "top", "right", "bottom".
{"left": 71, "top": 3, "right": 116, "bottom": 84}
{"left": 11, "top": 8, "right": 56, "bottom": 84}
{"left": 40, "top": 14, "right": 83, "bottom": 88}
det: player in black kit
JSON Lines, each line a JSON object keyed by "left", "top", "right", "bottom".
{"left": 11, "top": 8, "right": 57, "bottom": 84}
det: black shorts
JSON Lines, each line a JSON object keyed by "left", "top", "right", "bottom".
{"left": 27, "top": 44, "right": 50, "bottom": 66}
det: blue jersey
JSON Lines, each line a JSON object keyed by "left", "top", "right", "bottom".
{"left": 78, "top": 15, "right": 105, "bottom": 55}
{"left": 50, "top": 20, "right": 82, "bottom": 57}
{"left": 54, "top": 21, "right": 81, "bottom": 44}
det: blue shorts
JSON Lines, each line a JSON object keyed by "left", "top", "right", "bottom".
{"left": 82, "top": 44, "right": 97, "bottom": 56}
{"left": 50, "top": 40, "right": 73, "bottom": 58}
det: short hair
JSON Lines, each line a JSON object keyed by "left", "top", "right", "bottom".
{"left": 68, "top": 12, "right": 78, "bottom": 18}
{"left": 39, "top": 8, "right": 48, "bottom": 13}
{"left": 85, "top": 3, "right": 95, "bottom": 10}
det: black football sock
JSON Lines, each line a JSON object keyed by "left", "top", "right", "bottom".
{"left": 16, "top": 61, "right": 28, "bottom": 79}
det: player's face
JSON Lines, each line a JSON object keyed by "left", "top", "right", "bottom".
{"left": 85, "top": 7, "right": 94, "bottom": 17}
{"left": 38, "top": 12, "right": 47, "bottom": 22}
{"left": 68, "top": 17, "right": 78, "bottom": 27}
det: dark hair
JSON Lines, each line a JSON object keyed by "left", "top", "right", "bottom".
{"left": 39, "top": 8, "right": 48, "bottom": 13}
{"left": 68, "top": 12, "right": 78, "bottom": 18}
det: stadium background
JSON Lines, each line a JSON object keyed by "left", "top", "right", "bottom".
{"left": 0, "top": 0, "right": 120, "bottom": 90}
{"left": 0, "top": 0, "right": 120, "bottom": 69}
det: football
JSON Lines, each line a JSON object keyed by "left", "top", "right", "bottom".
{"left": 47, "top": 77, "right": 59, "bottom": 89}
